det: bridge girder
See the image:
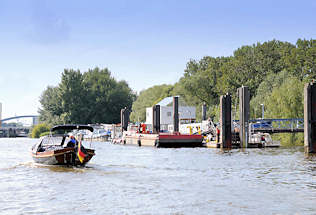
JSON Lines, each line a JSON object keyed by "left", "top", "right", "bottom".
{"left": 1, "top": 115, "right": 39, "bottom": 123}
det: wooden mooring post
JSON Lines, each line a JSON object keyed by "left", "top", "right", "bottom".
{"left": 120, "top": 108, "right": 130, "bottom": 132}
{"left": 304, "top": 82, "right": 316, "bottom": 155}
{"left": 220, "top": 94, "right": 232, "bottom": 149}
{"left": 173, "top": 96, "right": 179, "bottom": 133}
{"left": 238, "top": 86, "right": 250, "bottom": 148}
{"left": 152, "top": 105, "right": 160, "bottom": 133}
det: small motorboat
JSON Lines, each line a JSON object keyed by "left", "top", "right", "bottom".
{"left": 248, "top": 132, "right": 280, "bottom": 148}
{"left": 31, "top": 125, "right": 95, "bottom": 166}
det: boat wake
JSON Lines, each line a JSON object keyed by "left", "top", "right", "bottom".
{"left": 0, "top": 161, "right": 34, "bottom": 171}
{"left": 32, "top": 162, "right": 91, "bottom": 173}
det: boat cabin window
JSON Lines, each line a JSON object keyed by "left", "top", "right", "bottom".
{"left": 41, "top": 136, "right": 64, "bottom": 146}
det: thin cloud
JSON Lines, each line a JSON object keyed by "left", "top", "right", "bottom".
{"left": 27, "top": 0, "right": 70, "bottom": 44}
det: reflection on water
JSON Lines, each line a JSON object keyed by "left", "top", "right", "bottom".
{"left": 1, "top": 138, "right": 316, "bottom": 214}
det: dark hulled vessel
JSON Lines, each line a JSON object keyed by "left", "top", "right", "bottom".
{"left": 31, "top": 125, "right": 95, "bottom": 166}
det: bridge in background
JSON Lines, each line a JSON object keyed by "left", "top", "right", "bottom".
{"left": 0, "top": 115, "right": 39, "bottom": 126}
{"left": 232, "top": 118, "right": 304, "bottom": 134}
{"left": 0, "top": 115, "right": 39, "bottom": 137}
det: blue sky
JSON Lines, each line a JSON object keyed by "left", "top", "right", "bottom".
{"left": 0, "top": 0, "right": 315, "bottom": 119}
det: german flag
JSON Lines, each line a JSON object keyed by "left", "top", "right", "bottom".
{"left": 77, "top": 141, "right": 86, "bottom": 163}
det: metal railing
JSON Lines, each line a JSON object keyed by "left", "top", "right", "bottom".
{"left": 249, "top": 118, "right": 304, "bottom": 133}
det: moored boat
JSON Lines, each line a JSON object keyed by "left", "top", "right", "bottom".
{"left": 248, "top": 132, "right": 280, "bottom": 148}
{"left": 31, "top": 125, "right": 95, "bottom": 166}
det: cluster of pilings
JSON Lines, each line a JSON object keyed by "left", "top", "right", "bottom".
{"left": 121, "top": 96, "right": 181, "bottom": 135}
{"left": 219, "top": 82, "right": 316, "bottom": 156}
{"left": 219, "top": 86, "right": 249, "bottom": 149}
{"left": 151, "top": 96, "right": 181, "bottom": 134}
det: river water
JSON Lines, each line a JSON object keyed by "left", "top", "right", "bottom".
{"left": 1, "top": 138, "right": 316, "bottom": 215}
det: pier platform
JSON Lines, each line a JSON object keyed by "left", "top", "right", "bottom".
{"left": 118, "top": 132, "right": 203, "bottom": 148}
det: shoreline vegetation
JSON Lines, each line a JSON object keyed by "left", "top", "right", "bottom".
{"left": 38, "top": 39, "right": 316, "bottom": 146}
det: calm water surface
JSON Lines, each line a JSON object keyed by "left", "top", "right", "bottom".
{"left": 1, "top": 138, "right": 316, "bottom": 215}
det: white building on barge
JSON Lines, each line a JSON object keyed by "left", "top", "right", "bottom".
{"left": 145, "top": 96, "right": 196, "bottom": 131}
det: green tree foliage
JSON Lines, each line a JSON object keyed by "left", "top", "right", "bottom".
{"left": 82, "top": 68, "right": 135, "bottom": 123}
{"left": 284, "top": 39, "right": 316, "bottom": 80}
{"left": 39, "top": 67, "right": 135, "bottom": 125}
{"left": 264, "top": 76, "right": 304, "bottom": 119}
{"left": 220, "top": 40, "right": 295, "bottom": 97}
{"left": 59, "top": 69, "right": 85, "bottom": 124}
{"left": 250, "top": 71, "right": 290, "bottom": 118}
{"left": 176, "top": 39, "right": 315, "bottom": 120}
{"left": 39, "top": 86, "right": 66, "bottom": 125}
{"left": 31, "top": 123, "right": 51, "bottom": 138}
{"left": 263, "top": 76, "right": 304, "bottom": 145}
{"left": 178, "top": 56, "right": 229, "bottom": 106}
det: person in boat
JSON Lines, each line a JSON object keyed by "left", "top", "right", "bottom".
{"left": 66, "top": 135, "right": 78, "bottom": 148}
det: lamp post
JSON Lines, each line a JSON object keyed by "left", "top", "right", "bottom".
{"left": 187, "top": 109, "right": 192, "bottom": 123}
{"left": 260, "top": 104, "right": 264, "bottom": 119}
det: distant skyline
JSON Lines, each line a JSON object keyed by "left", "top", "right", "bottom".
{"left": 0, "top": 0, "right": 315, "bottom": 119}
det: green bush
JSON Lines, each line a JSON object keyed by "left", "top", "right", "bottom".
{"left": 31, "top": 124, "right": 51, "bottom": 138}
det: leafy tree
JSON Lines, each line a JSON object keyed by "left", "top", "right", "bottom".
{"left": 59, "top": 69, "right": 85, "bottom": 124}
{"left": 83, "top": 68, "right": 135, "bottom": 123}
{"left": 39, "top": 67, "right": 135, "bottom": 125}
{"left": 31, "top": 123, "right": 51, "bottom": 138}
{"left": 263, "top": 76, "right": 304, "bottom": 145}
{"left": 264, "top": 76, "right": 304, "bottom": 119}
{"left": 38, "top": 86, "right": 66, "bottom": 125}
{"left": 250, "top": 70, "right": 291, "bottom": 118}
{"left": 179, "top": 57, "right": 229, "bottom": 105}
{"left": 284, "top": 39, "right": 316, "bottom": 81}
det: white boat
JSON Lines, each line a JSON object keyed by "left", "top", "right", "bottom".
{"left": 249, "top": 133, "right": 280, "bottom": 148}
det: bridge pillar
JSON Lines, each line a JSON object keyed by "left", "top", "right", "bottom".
{"left": 304, "top": 82, "right": 316, "bottom": 154}
{"left": 238, "top": 86, "right": 250, "bottom": 148}
{"left": 220, "top": 94, "right": 232, "bottom": 149}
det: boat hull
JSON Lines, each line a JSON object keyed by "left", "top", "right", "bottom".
{"left": 32, "top": 148, "right": 95, "bottom": 166}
